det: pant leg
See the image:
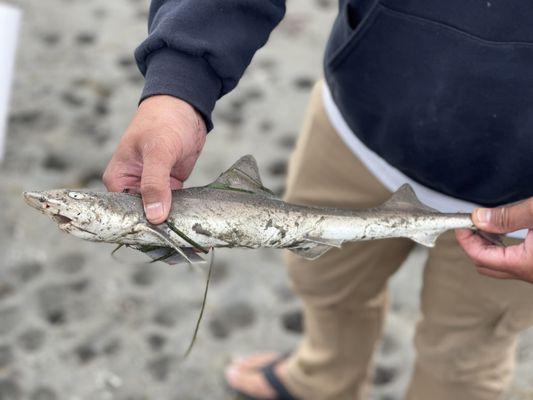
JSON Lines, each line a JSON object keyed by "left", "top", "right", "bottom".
{"left": 406, "top": 231, "right": 533, "bottom": 400}
{"left": 282, "top": 81, "right": 415, "bottom": 400}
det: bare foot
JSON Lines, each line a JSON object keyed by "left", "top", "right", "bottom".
{"left": 232, "top": 352, "right": 280, "bottom": 370}
{"left": 225, "top": 352, "right": 290, "bottom": 399}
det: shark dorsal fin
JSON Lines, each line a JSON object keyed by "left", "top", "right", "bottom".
{"left": 208, "top": 155, "right": 275, "bottom": 197}
{"left": 380, "top": 184, "right": 438, "bottom": 213}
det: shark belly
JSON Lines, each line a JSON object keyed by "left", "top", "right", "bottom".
{"left": 318, "top": 212, "right": 473, "bottom": 246}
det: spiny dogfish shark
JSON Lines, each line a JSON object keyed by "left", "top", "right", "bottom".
{"left": 24, "top": 155, "right": 502, "bottom": 357}
{"left": 23, "top": 155, "right": 481, "bottom": 265}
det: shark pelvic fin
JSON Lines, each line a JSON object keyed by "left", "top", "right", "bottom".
{"left": 409, "top": 232, "right": 441, "bottom": 248}
{"left": 207, "top": 155, "right": 275, "bottom": 197}
{"left": 289, "top": 245, "right": 333, "bottom": 260}
{"left": 289, "top": 238, "right": 343, "bottom": 260}
{"left": 303, "top": 237, "right": 344, "bottom": 248}
{"left": 380, "top": 184, "right": 438, "bottom": 213}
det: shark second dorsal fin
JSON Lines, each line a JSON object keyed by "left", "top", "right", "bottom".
{"left": 380, "top": 184, "right": 438, "bottom": 213}
{"left": 208, "top": 155, "right": 275, "bottom": 197}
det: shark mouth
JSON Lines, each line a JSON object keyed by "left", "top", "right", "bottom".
{"left": 51, "top": 214, "right": 96, "bottom": 236}
{"left": 52, "top": 214, "right": 73, "bottom": 225}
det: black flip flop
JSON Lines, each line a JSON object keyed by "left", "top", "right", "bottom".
{"left": 234, "top": 356, "right": 300, "bottom": 400}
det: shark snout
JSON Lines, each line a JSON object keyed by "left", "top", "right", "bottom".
{"left": 23, "top": 191, "right": 62, "bottom": 213}
{"left": 23, "top": 191, "right": 47, "bottom": 208}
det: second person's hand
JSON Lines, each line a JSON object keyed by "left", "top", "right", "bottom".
{"left": 457, "top": 200, "right": 533, "bottom": 283}
{"left": 103, "top": 95, "right": 206, "bottom": 224}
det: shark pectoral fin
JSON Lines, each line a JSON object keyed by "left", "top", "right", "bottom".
{"left": 134, "top": 223, "right": 197, "bottom": 264}
{"left": 380, "top": 184, "right": 438, "bottom": 213}
{"left": 410, "top": 231, "right": 441, "bottom": 247}
{"left": 206, "top": 155, "right": 276, "bottom": 197}
{"left": 144, "top": 246, "right": 206, "bottom": 265}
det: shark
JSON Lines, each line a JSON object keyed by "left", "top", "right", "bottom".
{"left": 23, "top": 155, "right": 479, "bottom": 265}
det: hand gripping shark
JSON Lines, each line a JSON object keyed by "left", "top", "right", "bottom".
{"left": 23, "top": 155, "right": 479, "bottom": 265}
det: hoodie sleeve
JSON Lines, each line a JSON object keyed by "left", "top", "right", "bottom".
{"left": 135, "top": 0, "right": 286, "bottom": 131}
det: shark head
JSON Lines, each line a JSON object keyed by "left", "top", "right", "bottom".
{"left": 23, "top": 189, "right": 143, "bottom": 242}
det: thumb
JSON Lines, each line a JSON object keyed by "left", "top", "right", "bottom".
{"left": 473, "top": 199, "right": 533, "bottom": 234}
{"left": 140, "top": 149, "right": 174, "bottom": 224}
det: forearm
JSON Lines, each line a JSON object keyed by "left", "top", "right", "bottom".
{"left": 135, "top": 0, "right": 286, "bottom": 130}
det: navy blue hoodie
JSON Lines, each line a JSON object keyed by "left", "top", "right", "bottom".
{"left": 136, "top": 0, "right": 533, "bottom": 207}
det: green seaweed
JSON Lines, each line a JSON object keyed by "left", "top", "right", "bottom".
{"left": 149, "top": 249, "right": 177, "bottom": 264}
{"left": 111, "top": 244, "right": 124, "bottom": 255}
{"left": 205, "top": 182, "right": 256, "bottom": 194}
{"left": 110, "top": 230, "right": 213, "bottom": 360}
{"left": 182, "top": 249, "right": 215, "bottom": 359}
{"left": 166, "top": 221, "right": 209, "bottom": 254}
{"left": 136, "top": 244, "right": 164, "bottom": 253}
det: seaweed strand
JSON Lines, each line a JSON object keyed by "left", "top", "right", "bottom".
{"left": 182, "top": 249, "right": 215, "bottom": 359}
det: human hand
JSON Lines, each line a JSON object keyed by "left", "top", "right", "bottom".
{"left": 456, "top": 200, "right": 533, "bottom": 283}
{"left": 103, "top": 95, "right": 206, "bottom": 224}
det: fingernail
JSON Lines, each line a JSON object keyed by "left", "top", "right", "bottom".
{"left": 145, "top": 202, "right": 164, "bottom": 221}
{"left": 476, "top": 208, "right": 491, "bottom": 224}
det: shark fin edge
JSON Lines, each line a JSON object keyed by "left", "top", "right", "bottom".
{"left": 134, "top": 223, "right": 200, "bottom": 264}
{"left": 303, "top": 237, "right": 344, "bottom": 248}
{"left": 410, "top": 231, "right": 441, "bottom": 247}
{"left": 289, "top": 244, "right": 333, "bottom": 260}
{"left": 142, "top": 246, "right": 206, "bottom": 265}
{"left": 289, "top": 237, "right": 345, "bottom": 260}
{"left": 208, "top": 155, "right": 275, "bottom": 197}
{"left": 380, "top": 184, "right": 438, "bottom": 214}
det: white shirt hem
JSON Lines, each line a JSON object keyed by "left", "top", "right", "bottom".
{"left": 321, "top": 82, "right": 526, "bottom": 239}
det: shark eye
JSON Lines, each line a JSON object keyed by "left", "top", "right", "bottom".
{"left": 68, "top": 192, "right": 87, "bottom": 200}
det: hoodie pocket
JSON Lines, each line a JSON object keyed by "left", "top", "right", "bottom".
{"left": 326, "top": 1, "right": 382, "bottom": 69}
{"left": 324, "top": 2, "right": 533, "bottom": 205}
{"left": 328, "top": 3, "right": 533, "bottom": 70}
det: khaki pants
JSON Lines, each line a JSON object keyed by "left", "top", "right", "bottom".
{"left": 282, "top": 82, "right": 533, "bottom": 400}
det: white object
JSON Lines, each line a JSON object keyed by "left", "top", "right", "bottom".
{"left": 322, "top": 82, "right": 527, "bottom": 239}
{"left": 0, "top": 3, "right": 21, "bottom": 162}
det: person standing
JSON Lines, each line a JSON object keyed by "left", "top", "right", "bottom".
{"left": 104, "top": 1, "right": 533, "bottom": 399}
